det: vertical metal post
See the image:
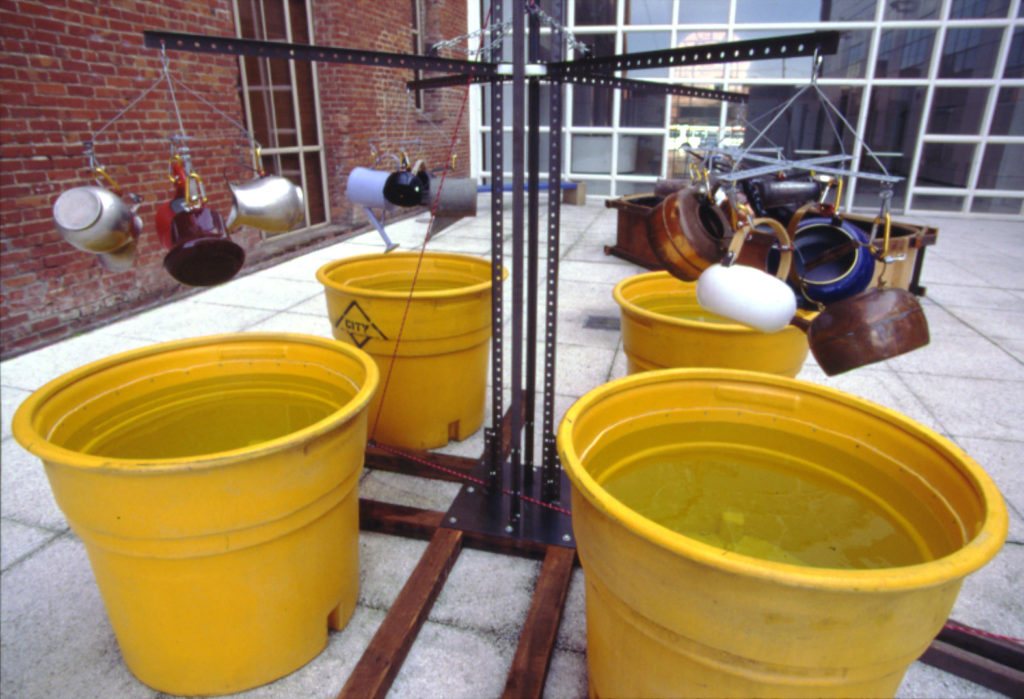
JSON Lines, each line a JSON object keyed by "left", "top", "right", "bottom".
{"left": 508, "top": 0, "right": 526, "bottom": 526}
{"left": 485, "top": 0, "right": 505, "bottom": 489}
{"left": 523, "top": 7, "right": 541, "bottom": 483}
{"left": 541, "top": 0, "right": 565, "bottom": 503}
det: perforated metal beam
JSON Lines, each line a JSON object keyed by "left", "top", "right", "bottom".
{"left": 143, "top": 30, "right": 497, "bottom": 77}
{"left": 556, "top": 73, "right": 748, "bottom": 102}
{"left": 548, "top": 30, "right": 840, "bottom": 76}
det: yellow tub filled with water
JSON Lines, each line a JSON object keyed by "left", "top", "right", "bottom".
{"left": 614, "top": 271, "right": 812, "bottom": 376}
{"left": 11, "top": 333, "right": 378, "bottom": 695}
{"left": 318, "top": 251, "right": 504, "bottom": 450}
{"left": 557, "top": 368, "right": 1007, "bottom": 698}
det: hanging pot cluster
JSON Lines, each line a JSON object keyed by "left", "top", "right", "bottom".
{"left": 646, "top": 173, "right": 930, "bottom": 375}
{"left": 53, "top": 143, "right": 306, "bottom": 287}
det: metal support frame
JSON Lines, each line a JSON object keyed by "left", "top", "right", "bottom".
{"left": 148, "top": 16, "right": 1019, "bottom": 699}
{"left": 145, "top": 19, "right": 847, "bottom": 549}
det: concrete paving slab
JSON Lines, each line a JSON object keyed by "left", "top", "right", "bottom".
{"left": 0, "top": 536, "right": 152, "bottom": 699}
{"left": 1, "top": 200, "right": 1019, "bottom": 699}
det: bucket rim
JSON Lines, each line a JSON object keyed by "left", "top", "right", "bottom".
{"left": 11, "top": 332, "right": 380, "bottom": 473}
{"left": 316, "top": 251, "right": 504, "bottom": 300}
{"left": 557, "top": 367, "right": 1008, "bottom": 591}
{"left": 613, "top": 271, "right": 815, "bottom": 334}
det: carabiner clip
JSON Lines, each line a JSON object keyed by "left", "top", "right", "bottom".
{"left": 183, "top": 171, "right": 207, "bottom": 209}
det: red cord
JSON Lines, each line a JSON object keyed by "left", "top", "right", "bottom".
{"left": 369, "top": 8, "right": 493, "bottom": 442}
{"left": 369, "top": 440, "right": 572, "bottom": 517}
{"left": 943, "top": 623, "right": 1024, "bottom": 646}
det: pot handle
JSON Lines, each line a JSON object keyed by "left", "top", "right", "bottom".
{"left": 726, "top": 217, "right": 793, "bottom": 281}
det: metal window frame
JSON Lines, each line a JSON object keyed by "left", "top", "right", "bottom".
{"left": 232, "top": 0, "right": 331, "bottom": 233}
{"left": 470, "top": 0, "right": 1024, "bottom": 216}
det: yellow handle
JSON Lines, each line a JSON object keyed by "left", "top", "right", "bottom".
{"left": 726, "top": 217, "right": 793, "bottom": 282}
{"left": 183, "top": 171, "right": 207, "bottom": 208}
{"left": 93, "top": 166, "right": 122, "bottom": 196}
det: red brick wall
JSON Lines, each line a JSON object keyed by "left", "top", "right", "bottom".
{"left": 0, "top": 0, "right": 469, "bottom": 359}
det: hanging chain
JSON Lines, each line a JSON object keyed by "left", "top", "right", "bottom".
{"left": 431, "top": 3, "right": 590, "bottom": 58}
{"left": 525, "top": 2, "right": 590, "bottom": 56}
{"left": 430, "top": 19, "right": 513, "bottom": 56}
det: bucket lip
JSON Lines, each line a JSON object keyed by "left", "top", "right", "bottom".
{"left": 316, "top": 251, "right": 506, "bottom": 300}
{"left": 613, "top": 271, "right": 814, "bottom": 333}
{"left": 11, "top": 332, "right": 380, "bottom": 473}
{"left": 557, "top": 367, "right": 1009, "bottom": 591}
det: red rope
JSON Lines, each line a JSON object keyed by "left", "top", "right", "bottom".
{"left": 369, "top": 8, "right": 493, "bottom": 442}
{"left": 943, "top": 623, "right": 1024, "bottom": 646}
{"left": 368, "top": 77, "right": 475, "bottom": 441}
{"left": 369, "top": 440, "right": 572, "bottom": 517}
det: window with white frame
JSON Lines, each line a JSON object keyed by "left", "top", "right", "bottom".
{"left": 470, "top": 0, "right": 1024, "bottom": 216}
{"left": 234, "top": 0, "right": 329, "bottom": 233}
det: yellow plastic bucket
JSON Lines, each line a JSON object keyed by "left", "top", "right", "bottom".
{"left": 11, "top": 333, "right": 379, "bottom": 696}
{"left": 557, "top": 369, "right": 1007, "bottom": 698}
{"left": 614, "top": 271, "right": 812, "bottom": 376}
{"left": 317, "top": 251, "right": 504, "bottom": 450}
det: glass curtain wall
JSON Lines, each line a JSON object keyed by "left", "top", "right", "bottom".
{"left": 472, "top": 0, "right": 1024, "bottom": 216}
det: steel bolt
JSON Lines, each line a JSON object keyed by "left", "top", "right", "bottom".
{"left": 562, "top": 534, "right": 572, "bottom": 542}
{"left": 449, "top": 516, "right": 458, "bottom": 524}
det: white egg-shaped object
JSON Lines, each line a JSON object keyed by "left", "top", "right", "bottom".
{"left": 696, "top": 263, "right": 798, "bottom": 333}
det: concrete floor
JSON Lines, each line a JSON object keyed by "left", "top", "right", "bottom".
{"left": 1, "top": 195, "right": 1022, "bottom": 698}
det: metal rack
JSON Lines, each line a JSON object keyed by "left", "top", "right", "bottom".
{"left": 140, "top": 13, "right": 1024, "bottom": 699}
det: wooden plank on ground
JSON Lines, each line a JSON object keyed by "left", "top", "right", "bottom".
{"left": 337, "top": 527, "right": 465, "bottom": 699}
{"left": 502, "top": 545, "right": 578, "bottom": 699}
{"left": 921, "top": 639, "right": 1024, "bottom": 697}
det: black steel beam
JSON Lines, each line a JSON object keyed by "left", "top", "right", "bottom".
{"left": 548, "top": 30, "right": 840, "bottom": 76}
{"left": 556, "top": 73, "right": 749, "bottom": 102}
{"left": 144, "top": 30, "right": 497, "bottom": 77}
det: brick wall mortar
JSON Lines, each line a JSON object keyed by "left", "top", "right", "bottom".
{"left": 1, "top": 0, "right": 468, "bottom": 360}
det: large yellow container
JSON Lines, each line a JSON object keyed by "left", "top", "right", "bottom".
{"left": 557, "top": 369, "right": 1007, "bottom": 698}
{"left": 614, "top": 271, "right": 812, "bottom": 376}
{"left": 317, "top": 251, "right": 503, "bottom": 450}
{"left": 11, "top": 333, "right": 379, "bottom": 696}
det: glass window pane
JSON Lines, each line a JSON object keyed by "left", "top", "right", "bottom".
{"left": 884, "top": 0, "right": 941, "bottom": 20}
{"left": 617, "top": 180, "right": 658, "bottom": 195}
{"left": 949, "top": 0, "right": 1010, "bottom": 18}
{"left": 572, "top": 134, "right": 613, "bottom": 173}
{"left": 1004, "top": 27, "right": 1024, "bottom": 77}
{"left": 296, "top": 62, "right": 318, "bottom": 146}
{"left": 735, "top": 0, "right": 827, "bottom": 23}
{"left": 739, "top": 86, "right": 862, "bottom": 157}
{"left": 875, "top": 28, "right": 935, "bottom": 78}
{"left": 620, "top": 90, "right": 666, "bottom": 127}
{"left": 917, "top": 142, "right": 976, "bottom": 188}
{"left": 852, "top": 154, "right": 908, "bottom": 213}
{"left": 303, "top": 152, "right": 325, "bottom": 226}
{"left": 991, "top": 87, "right": 1024, "bottom": 135}
{"left": 618, "top": 134, "right": 663, "bottom": 174}
{"left": 913, "top": 194, "right": 964, "bottom": 211}
{"left": 822, "top": 0, "right": 878, "bottom": 20}
{"left": 623, "top": 31, "right": 672, "bottom": 78}
{"left": 939, "top": 27, "right": 1004, "bottom": 78}
{"left": 927, "top": 87, "right": 989, "bottom": 134}
{"left": 572, "top": 86, "right": 614, "bottom": 126}
{"left": 821, "top": 29, "right": 872, "bottom": 78}
{"left": 977, "top": 143, "right": 1024, "bottom": 189}
{"left": 574, "top": 0, "right": 615, "bottom": 25}
{"left": 971, "top": 197, "right": 1022, "bottom": 214}
{"left": 855, "top": 85, "right": 927, "bottom": 212}
{"left": 677, "top": 1, "right": 729, "bottom": 23}
{"left": 626, "top": 0, "right": 673, "bottom": 24}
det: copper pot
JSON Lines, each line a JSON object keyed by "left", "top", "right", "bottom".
{"left": 791, "top": 287, "right": 929, "bottom": 376}
{"left": 646, "top": 186, "right": 732, "bottom": 281}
